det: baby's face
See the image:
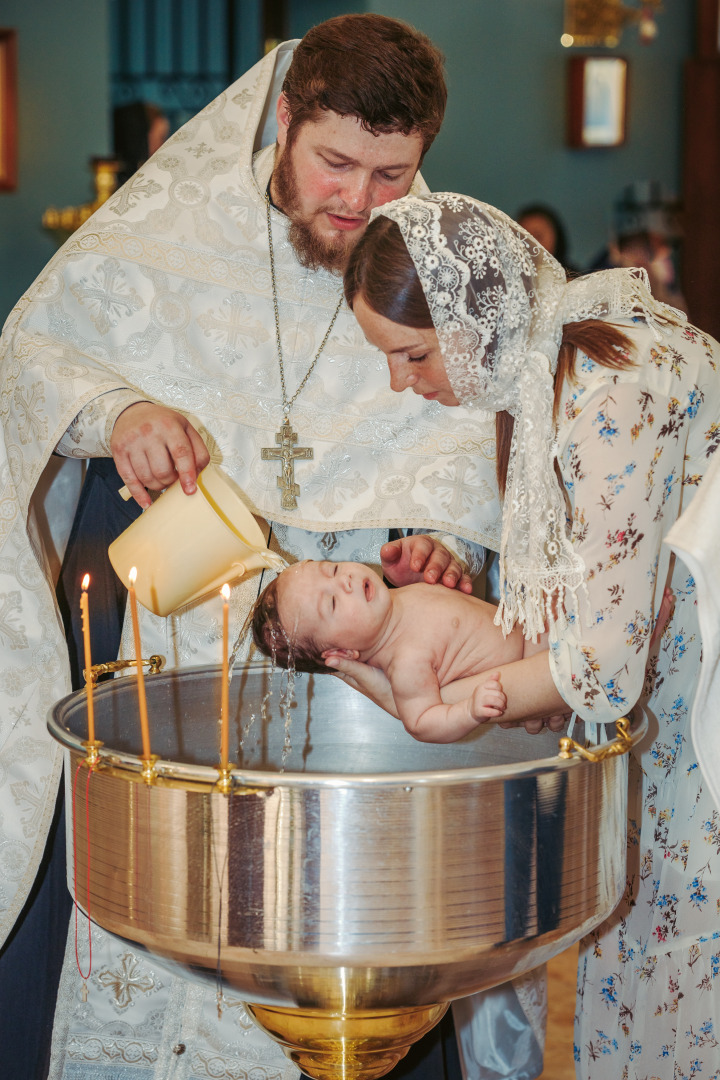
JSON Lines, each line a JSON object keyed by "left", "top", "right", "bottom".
{"left": 276, "top": 561, "right": 391, "bottom": 655}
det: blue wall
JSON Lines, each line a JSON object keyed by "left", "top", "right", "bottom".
{"left": 0, "top": 0, "right": 110, "bottom": 324}
{"left": 0, "top": 0, "right": 695, "bottom": 324}
{"left": 369, "top": 0, "right": 694, "bottom": 269}
{"left": 288, "top": 0, "right": 365, "bottom": 36}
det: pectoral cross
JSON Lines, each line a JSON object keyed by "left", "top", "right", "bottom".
{"left": 261, "top": 417, "right": 313, "bottom": 510}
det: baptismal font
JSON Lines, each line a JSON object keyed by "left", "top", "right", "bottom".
{"left": 54, "top": 476, "right": 638, "bottom": 1078}
{"left": 51, "top": 640, "right": 640, "bottom": 1079}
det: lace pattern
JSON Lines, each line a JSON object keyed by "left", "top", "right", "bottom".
{"left": 374, "top": 193, "right": 685, "bottom": 639}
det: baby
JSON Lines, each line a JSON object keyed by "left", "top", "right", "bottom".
{"left": 252, "top": 559, "right": 547, "bottom": 743}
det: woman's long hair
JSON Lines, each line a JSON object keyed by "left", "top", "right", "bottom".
{"left": 345, "top": 217, "right": 635, "bottom": 497}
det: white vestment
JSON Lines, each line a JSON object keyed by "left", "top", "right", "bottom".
{"left": 666, "top": 447, "right": 720, "bottom": 812}
{"left": 0, "top": 40, "right": 528, "bottom": 1080}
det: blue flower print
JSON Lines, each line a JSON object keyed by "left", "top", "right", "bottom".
{"left": 604, "top": 677, "right": 627, "bottom": 708}
{"left": 660, "top": 695, "right": 687, "bottom": 724}
{"left": 599, "top": 975, "right": 618, "bottom": 1006}
{"left": 691, "top": 1019, "right": 717, "bottom": 1045}
{"left": 660, "top": 471, "right": 677, "bottom": 507}
{"left": 594, "top": 408, "right": 620, "bottom": 443}
{"left": 586, "top": 1031, "right": 619, "bottom": 1060}
{"left": 603, "top": 462, "right": 637, "bottom": 498}
{"left": 650, "top": 733, "right": 684, "bottom": 775}
{"left": 701, "top": 814, "right": 720, "bottom": 855}
{"left": 687, "top": 876, "right": 708, "bottom": 908}
{"left": 687, "top": 388, "right": 703, "bottom": 418}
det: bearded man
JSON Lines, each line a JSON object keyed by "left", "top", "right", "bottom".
{"left": 0, "top": 15, "right": 512, "bottom": 1080}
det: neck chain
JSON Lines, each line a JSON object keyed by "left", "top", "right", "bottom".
{"left": 261, "top": 194, "right": 344, "bottom": 510}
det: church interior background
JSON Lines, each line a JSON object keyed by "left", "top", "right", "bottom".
{"left": 0, "top": 3, "right": 718, "bottom": 1075}
{"left": 1, "top": 0, "right": 718, "bottom": 337}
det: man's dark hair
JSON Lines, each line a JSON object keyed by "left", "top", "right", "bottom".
{"left": 282, "top": 14, "right": 447, "bottom": 159}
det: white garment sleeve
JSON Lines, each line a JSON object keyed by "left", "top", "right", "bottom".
{"left": 54, "top": 388, "right": 151, "bottom": 458}
{"left": 665, "top": 450, "right": 720, "bottom": 810}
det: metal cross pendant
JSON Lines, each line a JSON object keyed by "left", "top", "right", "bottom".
{"left": 261, "top": 417, "right": 313, "bottom": 510}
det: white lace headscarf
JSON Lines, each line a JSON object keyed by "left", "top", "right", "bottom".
{"left": 373, "top": 192, "right": 685, "bottom": 639}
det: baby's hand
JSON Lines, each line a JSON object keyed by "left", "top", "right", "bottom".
{"left": 469, "top": 671, "right": 506, "bottom": 722}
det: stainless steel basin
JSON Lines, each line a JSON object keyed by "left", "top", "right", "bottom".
{"left": 49, "top": 662, "right": 638, "bottom": 1078}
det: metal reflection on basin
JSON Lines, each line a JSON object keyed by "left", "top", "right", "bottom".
{"left": 49, "top": 662, "right": 637, "bottom": 1076}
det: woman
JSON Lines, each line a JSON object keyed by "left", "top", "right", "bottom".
{"left": 338, "top": 192, "right": 720, "bottom": 1080}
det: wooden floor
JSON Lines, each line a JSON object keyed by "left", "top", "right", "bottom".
{"left": 540, "top": 942, "right": 579, "bottom": 1079}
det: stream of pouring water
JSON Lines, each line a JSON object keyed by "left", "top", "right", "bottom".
{"left": 225, "top": 553, "right": 294, "bottom": 769}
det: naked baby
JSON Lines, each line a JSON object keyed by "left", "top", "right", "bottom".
{"left": 252, "top": 559, "right": 548, "bottom": 742}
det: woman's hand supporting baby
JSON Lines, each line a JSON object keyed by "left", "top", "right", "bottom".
{"left": 324, "top": 656, "right": 397, "bottom": 715}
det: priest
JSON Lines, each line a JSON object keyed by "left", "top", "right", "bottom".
{"left": 0, "top": 15, "right": 513, "bottom": 1080}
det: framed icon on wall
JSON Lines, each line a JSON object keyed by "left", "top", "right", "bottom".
{"left": 568, "top": 55, "right": 628, "bottom": 148}
{"left": 0, "top": 29, "right": 17, "bottom": 191}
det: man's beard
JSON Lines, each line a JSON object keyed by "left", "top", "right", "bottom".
{"left": 272, "top": 143, "right": 366, "bottom": 273}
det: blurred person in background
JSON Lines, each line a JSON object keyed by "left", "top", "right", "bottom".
{"left": 516, "top": 202, "right": 578, "bottom": 275}
{"left": 589, "top": 180, "right": 687, "bottom": 312}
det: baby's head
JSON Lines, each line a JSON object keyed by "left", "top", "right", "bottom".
{"left": 252, "top": 560, "right": 390, "bottom": 672}
{"left": 251, "top": 572, "right": 326, "bottom": 673}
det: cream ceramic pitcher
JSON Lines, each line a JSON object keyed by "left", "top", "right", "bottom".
{"left": 108, "top": 464, "right": 284, "bottom": 616}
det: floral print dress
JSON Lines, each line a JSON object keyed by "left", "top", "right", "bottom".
{"left": 550, "top": 316, "right": 720, "bottom": 1080}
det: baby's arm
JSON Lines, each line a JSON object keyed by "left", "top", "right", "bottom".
{"left": 390, "top": 659, "right": 506, "bottom": 743}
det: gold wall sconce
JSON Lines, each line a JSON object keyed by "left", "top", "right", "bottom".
{"left": 42, "top": 157, "right": 120, "bottom": 243}
{"left": 562, "top": 0, "right": 663, "bottom": 48}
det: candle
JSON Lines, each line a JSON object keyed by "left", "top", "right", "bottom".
{"left": 80, "top": 574, "right": 95, "bottom": 744}
{"left": 128, "top": 567, "right": 151, "bottom": 760}
{"left": 220, "top": 584, "right": 230, "bottom": 769}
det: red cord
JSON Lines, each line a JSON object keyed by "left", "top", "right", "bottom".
{"left": 72, "top": 761, "right": 92, "bottom": 981}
